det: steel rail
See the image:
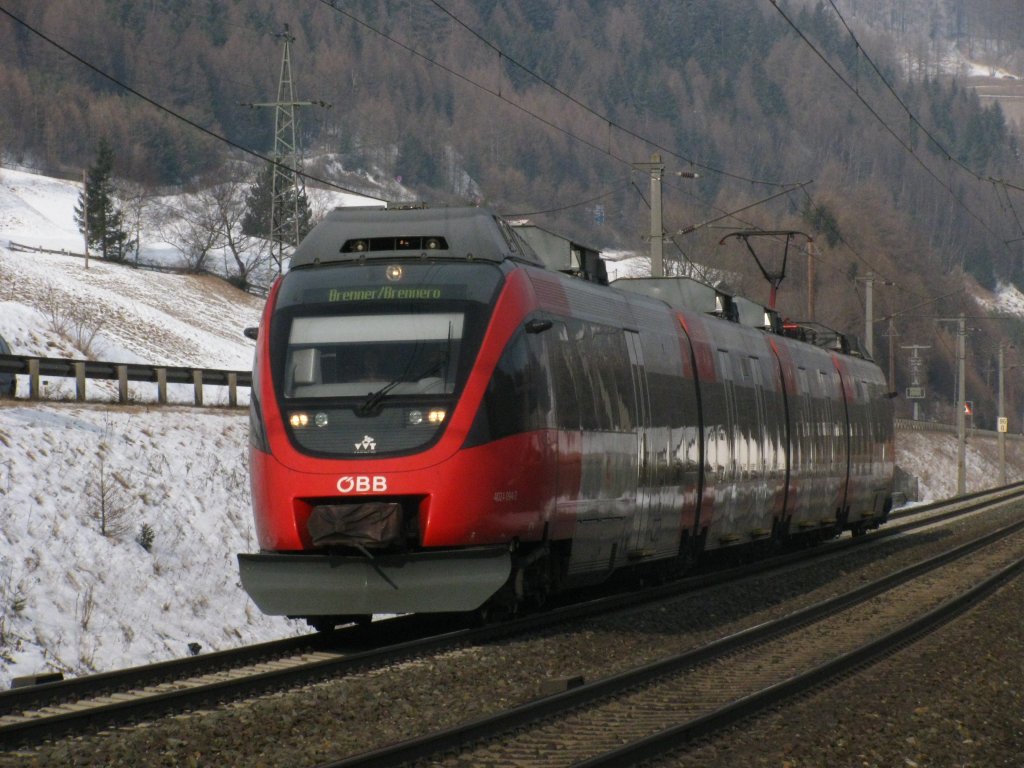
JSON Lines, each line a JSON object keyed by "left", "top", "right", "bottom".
{"left": 575, "top": 555, "right": 1024, "bottom": 767}
{"left": 317, "top": 515, "right": 1024, "bottom": 768}
{"left": 2, "top": 488, "right": 1020, "bottom": 748}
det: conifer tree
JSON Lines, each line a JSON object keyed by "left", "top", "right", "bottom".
{"left": 241, "top": 163, "right": 313, "bottom": 244}
{"left": 74, "top": 138, "right": 134, "bottom": 262}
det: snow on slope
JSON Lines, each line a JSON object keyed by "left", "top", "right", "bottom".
{"left": 0, "top": 167, "right": 303, "bottom": 688}
{"left": 0, "top": 176, "right": 265, "bottom": 371}
{"left": 0, "top": 404, "right": 277, "bottom": 682}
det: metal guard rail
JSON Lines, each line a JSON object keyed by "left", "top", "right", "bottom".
{"left": 0, "top": 353, "right": 251, "bottom": 407}
{"left": 895, "top": 417, "right": 1024, "bottom": 442}
{"left": 0, "top": 356, "right": 1021, "bottom": 426}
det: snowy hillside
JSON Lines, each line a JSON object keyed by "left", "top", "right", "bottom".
{"left": 0, "top": 166, "right": 1018, "bottom": 690}
{"left": 0, "top": 167, "right": 308, "bottom": 689}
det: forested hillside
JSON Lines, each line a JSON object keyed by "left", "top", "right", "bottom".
{"left": 2, "top": 0, "right": 1024, "bottom": 425}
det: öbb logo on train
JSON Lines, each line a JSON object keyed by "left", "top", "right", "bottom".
{"left": 336, "top": 476, "right": 388, "bottom": 493}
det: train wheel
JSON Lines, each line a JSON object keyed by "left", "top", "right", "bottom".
{"left": 471, "top": 604, "right": 494, "bottom": 627}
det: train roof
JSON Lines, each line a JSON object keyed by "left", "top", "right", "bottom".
{"left": 612, "top": 276, "right": 734, "bottom": 318}
{"left": 614, "top": 276, "right": 871, "bottom": 360}
{"left": 510, "top": 222, "right": 608, "bottom": 284}
{"left": 290, "top": 206, "right": 544, "bottom": 268}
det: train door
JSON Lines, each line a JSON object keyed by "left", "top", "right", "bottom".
{"left": 704, "top": 349, "right": 740, "bottom": 548}
{"left": 788, "top": 366, "right": 818, "bottom": 530}
{"left": 821, "top": 366, "right": 850, "bottom": 521}
{"left": 624, "top": 331, "right": 654, "bottom": 556}
{"left": 747, "top": 356, "right": 772, "bottom": 526}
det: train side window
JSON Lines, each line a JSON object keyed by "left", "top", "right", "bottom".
{"left": 568, "top": 321, "right": 600, "bottom": 430}
{"left": 550, "top": 322, "right": 581, "bottom": 430}
{"left": 575, "top": 322, "right": 634, "bottom": 432}
{"left": 608, "top": 331, "right": 635, "bottom": 430}
{"left": 468, "top": 329, "right": 552, "bottom": 443}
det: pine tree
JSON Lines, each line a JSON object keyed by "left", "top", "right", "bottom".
{"left": 241, "top": 163, "right": 313, "bottom": 243}
{"left": 74, "top": 138, "right": 134, "bottom": 262}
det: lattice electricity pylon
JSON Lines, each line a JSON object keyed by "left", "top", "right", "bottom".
{"left": 245, "top": 25, "right": 327, "bottom": 273}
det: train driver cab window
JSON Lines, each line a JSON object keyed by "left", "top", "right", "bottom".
{"left": 284, "top": 313, "right": 463, "bottom": 399}
{"left": 467, "top": 327, "right": 554, "bottom": 445}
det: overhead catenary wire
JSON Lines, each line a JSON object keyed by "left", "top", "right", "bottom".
{"left": 421, "top": 0, "right": 792, "bottom": 188}
{"left": 0, "top": 4, "right": 368, "bottom": 199}
{"left": 315, "top": 0, "right": 797, "bottom": 189}
{"left": 823, "top": 0, "right": 992, "bottom": 184}
{"left": 505, "top": 185, "right": 628, "bottom": 218}
{"left": 766, "top": 0, "right": 1007, "bottom": 250}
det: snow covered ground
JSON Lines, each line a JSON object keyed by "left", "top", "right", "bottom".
{"left": 0, "top": 166, "right": 324, "bottom": 688}
{"left": 0, "top": 166, "right": 1018, "bottom": 689}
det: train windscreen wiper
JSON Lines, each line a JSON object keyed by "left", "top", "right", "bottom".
{"left": 357, "top": 322, "right": 453, "bottom": 416}
{"left": 356, "top": 357, "right": 446, "bottom": 416}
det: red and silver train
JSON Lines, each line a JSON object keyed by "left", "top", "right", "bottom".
{"left": 238, "top": 206, "right": 895, "bottom": 628}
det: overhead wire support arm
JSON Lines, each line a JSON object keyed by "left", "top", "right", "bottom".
{"left": 671, "top": 182, "right": 812, "bottom": 239}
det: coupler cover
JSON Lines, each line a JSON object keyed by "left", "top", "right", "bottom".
{"left": 307, "top": 502, "right": 403, "bottom": 548}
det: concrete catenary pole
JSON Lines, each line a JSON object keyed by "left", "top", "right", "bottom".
{"left": 957, "top": 313, "right": 966, "bottom": 495}
{"left": 998, "top": 343, "right": 1010, "bottom": 486}
{"left": 650, "top": 154, "right": 663, "bottom": 278}
{"left": 633, "top": 154, "right": 665, "bottom": 277}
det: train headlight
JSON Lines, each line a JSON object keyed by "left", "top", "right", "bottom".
{"left": 385, "top": 265, "right": 403, "bottom": 281}
{"left": 289, "top": 412, "right": 309, "bottom": 428}
{"left": 406, "top": 408, "right": 446, "bottom": 426}
{"left": 314, "top": 412, "right": 329, "bottom": 428}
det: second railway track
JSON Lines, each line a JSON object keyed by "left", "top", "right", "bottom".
{"left": 2, "top": 487, "right": 1024, "bottom": 765}
{"left": 331, "top": 516, "right": 1024, "bottom": 767}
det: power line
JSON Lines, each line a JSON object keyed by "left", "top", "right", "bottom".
{"left": 426, "top": 0, "right": 794, "bottom": 187}
{"left": 766, "top": 0, "right": 1005, "bottom": 246}
{"left": 316, "top": 0, "right": 796, "bottom": 188}
{"left": 505, "top": 185, "right": 628, "bottom": 218}
{"left": 0, "top": 4, "right": 368, "bottom": 199}
{"left": 823, "top": 0, "right": 988, "bottom": 183}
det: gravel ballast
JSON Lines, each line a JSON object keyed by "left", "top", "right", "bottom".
{"left": 2, "top": 504, "right": 1023, "bottom": 767}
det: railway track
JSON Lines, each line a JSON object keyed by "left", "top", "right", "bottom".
{"left": 1, "top": 485, "right": 1022, "bottom": 755}
{"left": 321, "top": 511, "right": 1024, "bottom": 767}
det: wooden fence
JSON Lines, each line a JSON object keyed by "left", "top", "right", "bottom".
{"left": 0, "top": 354, "right": 251, "bottom": 407}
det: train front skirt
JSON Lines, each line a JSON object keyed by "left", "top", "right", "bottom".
{"left": 237, "top": 546, "right": 512, "bottom": 616}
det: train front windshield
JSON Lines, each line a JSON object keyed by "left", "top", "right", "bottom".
{"left": 285, "top": 313, "right": 463, "bottom": 399}
{"left": 270, "top": 262, "right": 504, "bottom": 457}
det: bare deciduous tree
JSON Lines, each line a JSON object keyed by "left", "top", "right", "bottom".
{"left": 158, "top": 190, "right": 224, "bottom": 274}
{"left": 159, "top": 177, "right": 272, "bottom": 286}
{"left": 115, "top": 179, "right": 156, "bottom": 266}
{"left": 207, "top": 178, "right": 272, "bottom": 290}
{"left": 86, "top": 453, "right": 134, "bottom": 539}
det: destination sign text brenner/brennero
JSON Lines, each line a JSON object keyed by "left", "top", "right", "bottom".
{"left": 327, "top": 286, "right": 444, "bottom": 302}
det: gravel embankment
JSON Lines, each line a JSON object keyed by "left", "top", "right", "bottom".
{"left": 3, "top": 504, "right": 1023, "bottom": 767}
{"left": 654, "top": 572, "right": 1024, "bottom": 768}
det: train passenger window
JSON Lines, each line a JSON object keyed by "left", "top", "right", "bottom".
{"left": 565, "top": 321, "right": 633, "bottom": 432}
{"left": 593, "top": 327, "right": 633, "bottom": 431}
{"left": 550, "top": 323, "right": 581, "bottom": 430}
